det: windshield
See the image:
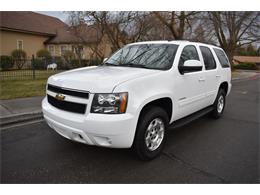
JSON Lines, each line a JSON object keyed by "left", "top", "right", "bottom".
{"left": 104, "top": 44, "right": 179, "bottom": 70}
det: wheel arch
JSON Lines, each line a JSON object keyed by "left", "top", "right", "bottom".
{"left": 131, "top": 96, "right": 173, "bottom": 148}
{"left": 219, "top": 81, "right": 229, "bottom": 94}
{"left": 137, "top": 97, "right": 173, "bottom": 124}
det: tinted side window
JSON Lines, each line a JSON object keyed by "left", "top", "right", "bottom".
{"left": 200, "top": 46, "right": 216, "bottom": 70}
{"left": 213, "top": 48, "right": 230, "bottom": 68}
{"left": 179, "top": 45, "right": 199, "bottom": 66}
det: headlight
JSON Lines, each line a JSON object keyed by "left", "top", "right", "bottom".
{"left": 91, "top": 92, "right": 128, "bottom": 114}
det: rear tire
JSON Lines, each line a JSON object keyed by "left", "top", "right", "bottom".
{"left": 133, "top": 106, "right": 169, "bottom": 161}
{"left": 210, "top": 88, "right": 226, "bottom": 119}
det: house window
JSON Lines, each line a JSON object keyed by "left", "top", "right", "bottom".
{"left": 60, "top": 45, "right": 67, "bottom": 56}
{"left": 17, "top": 40, "right": 23, "bottom": 50}
{"left": 48, "top": 45, "right": 55, "bottom": 56}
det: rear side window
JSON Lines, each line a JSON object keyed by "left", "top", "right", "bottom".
{"left": 199, "top": 46, "right": 216, "bottom": 70}
{"left": 213, "top": 48, "right": 230, "bottom": 68}
{"left": 179, "top": 45, "right": 200, "bottom": 66}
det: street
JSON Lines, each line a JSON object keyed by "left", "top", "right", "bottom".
{"left": 1, "top": 78, "right": 259, "bottom": 183}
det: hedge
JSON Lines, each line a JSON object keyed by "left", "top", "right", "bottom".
{"left": 1, "top": 55, "right": 103, "bottom": 70}
{"left": 58, "top": 59, "right": 102, "bottom": 70}
{"left": 36, "top": 49, "right": 51, "bottom": 59}
{"left": 235, "top": 63, "right": 259, "bottom": 70}
{"left": 0, "top": 55, "right": 14, "bottom": 70}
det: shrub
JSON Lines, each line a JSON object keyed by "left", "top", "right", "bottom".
{"left": 88, "top": 59, "right": 102, "bottom": 66}
{"left": 63, "top": 50, "right": 75, "bottom": 63}
{"left": 81, "top": 60, "right": 89, "bottom": 67}
{"left": 33, "top": 58, "right": 46, "bottom": 70}
{"left": 0, "top": 55, "right": 14, "bottom": 70}
{"left": 68, "top": 59, "right": 102, "bottom": 68}
{"left": 68, "top": 59, "right": 101, "bottom": 68}
{"left": 53, "top": 56, "right": 68, "bottom": 70}
{"left": 53, "top": 56, "right": 62, "bottom": 65}
{"left": 36, "top": 49, "right": 51, "bottom": 59}
{"left": 11, "top": 49, "right": 27, "bottom": 69}
{"left": 70, "top": 59, "right": 80, "bottom": 68}
{"left": 235, "top": 63, "right": 259, "bottom": 70}
{"left": 11, "top": 49, "right": 26, "bottom": 59}
{"left": 33, "top": 57, "right": 62, "bottom": 70}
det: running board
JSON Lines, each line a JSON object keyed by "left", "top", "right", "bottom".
{"left": 169, "top": 106, "right": 214, "bottom": 129}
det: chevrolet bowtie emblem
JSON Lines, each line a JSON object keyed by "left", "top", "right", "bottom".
{"left": 55, "top": 94, "right": 65, "bottom": 101}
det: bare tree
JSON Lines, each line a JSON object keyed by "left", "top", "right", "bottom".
{"left": 66, "top": 11, "right": 260, "bottom": 67}
{"left": 84, "top": 11, "right": 153, "bottom": 52}
{"left": 208, "top": 11, "right": 260, "bottom": 65}
{"left": 153, "top": 11, "right": 199, "bottom": 40}
{"left": 188, "top": 12, "right": 216, "bottom": 44}
{"left": 132, "top": 13, "right": 174, "bottom": 41}
{"left": 124, "top": 12, "right": 154, "bottom": 42}
{"left": 67, "top": 11, "right": 105, "bottom": 62}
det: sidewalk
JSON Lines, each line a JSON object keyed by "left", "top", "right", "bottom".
{"left": 0, "top": 96, "right": 44, "bottom": 128}
{"left": 0, "top": 96, "right": 43, "bottom": 117}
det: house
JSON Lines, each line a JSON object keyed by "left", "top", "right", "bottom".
{"left": 0, "top": 11, "right": 111, "bottom": 60}
{"left": 233, "top": 56, "right": 260, "bottom": 66}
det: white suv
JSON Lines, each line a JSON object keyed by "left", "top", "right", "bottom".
{"left": 42, "top": 41, "right": 231, "bottom": 160}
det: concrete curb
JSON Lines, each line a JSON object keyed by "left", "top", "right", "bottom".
{"left": 0, "top": 111, "right": 43, "bottom": 128}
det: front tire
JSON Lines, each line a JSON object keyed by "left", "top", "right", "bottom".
{"left": 210, "top": 89, "right": 226, "bottom": 119}
{"left": 133, "top": 106, "right": 169, "bottom": 161}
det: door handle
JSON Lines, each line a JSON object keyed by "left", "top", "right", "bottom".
{"left": 216, "top": 75, "right": 221, "bottom": 78}
{"left": 198, "top": 78, "right": 205, "bottom": 82}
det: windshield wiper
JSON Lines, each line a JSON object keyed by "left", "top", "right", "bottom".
{"left": 120, "top": 63, "right": 148, "bottom": 69}
{"left": 102, "top": 62, "right": 118, "bottom": 66}
{"left": 103, "top": 62, "right": 154, "bottom": 70}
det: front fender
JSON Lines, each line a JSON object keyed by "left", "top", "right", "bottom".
{"left": 135, "top": 93, "right": 175, "bottom": 122}
{"left": 113, "top": 71, "right": 176, "bottom": 124}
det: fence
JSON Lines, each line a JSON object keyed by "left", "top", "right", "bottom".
{"left": 0, "top": 57, "right": 101, "bottom": 81}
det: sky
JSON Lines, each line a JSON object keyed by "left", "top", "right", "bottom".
{"left": 36, "top": 11, "right": 68, "bottom": 22}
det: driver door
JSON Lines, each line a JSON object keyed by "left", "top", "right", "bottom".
{"left": 174, "top": 45, "right": 206, "bottom": 120}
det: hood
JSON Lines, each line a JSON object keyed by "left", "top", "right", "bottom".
{"left": 48, "top": 66, "right": 160, "bottom": 93}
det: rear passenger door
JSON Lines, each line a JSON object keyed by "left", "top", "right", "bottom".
{"left": 199, "top": 46, "right": 221, "bottom": 106}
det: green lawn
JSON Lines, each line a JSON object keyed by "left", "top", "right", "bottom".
{"left": 0, "top": 78, "right": 48, "bottom": 100}
{"left": 0, "top": 70, "right": 62, "bottom": 100}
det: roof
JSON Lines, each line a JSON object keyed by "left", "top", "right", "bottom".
{"left": 0, "top": 11, "right": 101, "bottom": 44}
{"left": 233, "top": 56, "right": 260, "bottom": 63}
{"left": 46, "top": 24, "right": 102, "bottom": 44}
{"left": 0, "top": 11, "right": 66, "bottom": 36}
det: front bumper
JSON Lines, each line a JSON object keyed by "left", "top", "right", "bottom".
{"left": 42, "top": 97, "right": 137, "bottom": 148}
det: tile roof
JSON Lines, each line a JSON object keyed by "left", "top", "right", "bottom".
{"left": 0, "top": 11, "right": 66, "bottom": 36}
{"left": 46, "top": 24, "right": 101, "bottom": 44}
{"left": 0, "top": 11, "right": 101, "bottom": 44}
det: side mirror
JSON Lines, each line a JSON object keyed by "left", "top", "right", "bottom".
{"left": 103, "top": 58, "right": 108, "bottom": 63}
{"left": 179, "top": 60, "right": 203, "bottom": 74}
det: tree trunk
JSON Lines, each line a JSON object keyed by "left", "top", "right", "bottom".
{"left": 226, "top": 49, "right": 235, "bottom": 71}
